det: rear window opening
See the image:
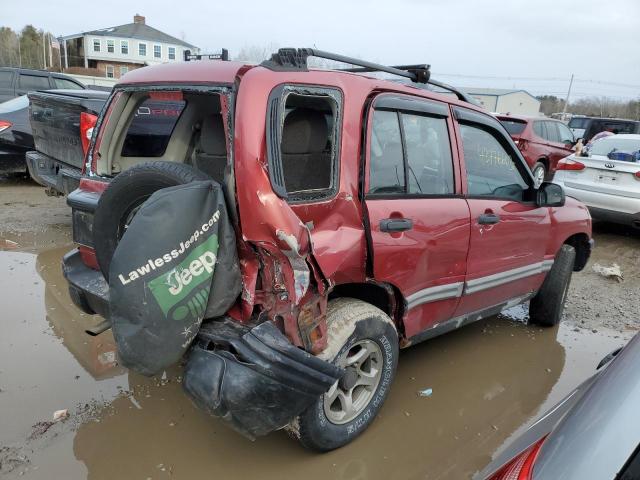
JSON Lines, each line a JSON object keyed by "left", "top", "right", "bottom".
{"left": 94, "top": 88, "right": 230, "bottom": 183}
{"left": 267, "top": 86, "right": 342, "bottom": 202}
{"left": 568, "top": 117, "right": 589, "bottom": 129}
{"left": 499, "top": 119, "right": 526, "bottom": 136}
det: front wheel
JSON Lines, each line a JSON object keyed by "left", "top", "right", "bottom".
{"left": 288, "top": 298, "right": 399, "bottom": 451}
{"left": 529, "top": 245, "right": 576, "bottom": 326}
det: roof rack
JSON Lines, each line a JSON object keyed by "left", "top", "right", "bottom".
{"left": 184, "top": 48, "right": 229, "bottom": 62}
{"left": 261, "top": 48, "right": 473, "bottom": 103}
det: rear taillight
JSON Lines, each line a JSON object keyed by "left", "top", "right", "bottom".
{"left": 556, "top": 158, "right": 585, "bottom": 171}
{"left": 517, "top": 139, "right": 528, "bottom": 151}
{"left": 79, "top": 112, "right": 98, "bottom": 162}
{"left": 634, "top": 171, "right": 640, "bottom": 180}
{"left": 489, "top": 437, "right": 546, "bottom": 480}
{"left": 0, "top": 120, "right": 12, "bottom": 133}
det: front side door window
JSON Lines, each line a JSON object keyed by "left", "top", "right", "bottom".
{"left": 459, "top": 124, "right": 529, "bottom": 201}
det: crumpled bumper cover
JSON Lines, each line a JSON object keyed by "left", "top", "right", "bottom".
{"left": 182, "top": 319, "right": 343, "bottom": 439}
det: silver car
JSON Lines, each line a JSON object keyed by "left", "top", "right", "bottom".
{"left": 553, "top": 134, "right": 640, "bottom": 229}
{"left": 476, "top": 332, "right": 640, "bottom": 479}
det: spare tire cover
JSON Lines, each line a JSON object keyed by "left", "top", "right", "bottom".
{"left": 108, "top": 180, "right": 241, "bottom": 376}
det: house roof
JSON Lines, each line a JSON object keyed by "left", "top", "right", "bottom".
{"left": 65, "top": 22, "right": 197, "bottom": 49}
{"left": 462, "top": 87, "right": 540, "bottom": 102}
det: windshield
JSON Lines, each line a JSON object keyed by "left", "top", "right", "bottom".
{"left": 590, "top": 136, "right": 640, "bottom": 157}
{"left": 499, "top": 119, "right": 526, "bottom": 135}
{"left": 568, "top": 117, "right": 589, "bottom": 129}
{"left": 0, "top": 95, "right": 28, "bottom": 114}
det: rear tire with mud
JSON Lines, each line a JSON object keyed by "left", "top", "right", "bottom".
{"left": 288, "top": 298, "right": 399, "bottom": 451}
{"left": 92, "top": 161, "right": 210, "bottom": 279}
{"left": 529, "top": 244, "right": 576, "bottom": 327}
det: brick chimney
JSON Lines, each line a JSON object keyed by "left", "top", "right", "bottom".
{"left": 134, "top": 14, "right": 146, "bottom": 25}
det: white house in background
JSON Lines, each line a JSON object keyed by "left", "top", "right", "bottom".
{"left": 462, "top": 88, "right": 541, "bottom": 115}
{"left": 59, "top": 14, "right": 199, "bottom": 80}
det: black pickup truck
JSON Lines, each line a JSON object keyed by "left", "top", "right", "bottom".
{"left": 26, "top": 89, "right": 109, "bottom": 195}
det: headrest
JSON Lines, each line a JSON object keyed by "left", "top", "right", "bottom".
{"left": 281, "top": 108, "right": 328, "bottom": 154}
{"left": 200, "top": 115, "right": 226, "bottom": 155}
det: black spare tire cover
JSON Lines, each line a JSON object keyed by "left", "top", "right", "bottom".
{"left": 108, "top": 179, "right": 242, "bottom": 376}
{"left": 93, "top": 161, "right": 211, "bottom": 279}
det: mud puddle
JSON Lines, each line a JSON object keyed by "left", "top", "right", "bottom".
{"left": 1, "top": 244, "right": 633, "bottom": 480}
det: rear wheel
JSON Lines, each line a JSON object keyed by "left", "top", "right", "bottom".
{"left": 288, "top": 298, "right": 399, "bottom": 451}
{"left": 92, "top": 161, "right": 210, "bottom": 278}
{"left": 529, "top": 244, "right": 576, "bottom": 327}
{"left": 532, "top": 162, "right": 546, "bottom": 188}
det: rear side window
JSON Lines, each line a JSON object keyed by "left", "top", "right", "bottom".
{"left": 18, "top": 74, "right": 50, "bottom": 90}
{"left": 605, "top": 122, "right": 637, "bottom": 135}
{"left": 53, "top": 78, "right": 83, "bottom": 90}
{"left": 121, "top": 98, "right": 186, "bottom": 157}
{"left": 499, "top": 119, "right": 526, "bottom": 135}
{"left": 0, "top": 71, "right": 13, "bottom": 87}
{"left": 568, "top": 117, "right": 589, "bottom": 129}
{"left": 267, "top": 85, "right": 342, "bottom": 202}
{"left": 557, "top": 122, "right": 574, "bottom": 143}
{"left": 369, "top": 108, "right": 454, "bottom": 195}
{"left": 460, "top": 124, "right": 528, "bottom": 201}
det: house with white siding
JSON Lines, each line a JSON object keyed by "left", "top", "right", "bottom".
{"left": 59, "top": 15, "right": 199, "bottom": 79}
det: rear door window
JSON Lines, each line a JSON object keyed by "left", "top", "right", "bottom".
{"left": 18, "top": 74, "right": 51, "bottom": 90}
{"left": 121, "top": 98, "right": 186, "bottom": 157}
{"left": 499, "top": 119, "right": 527, "bottom": 135}
{"left": 370, "top": 110, "right": 405, "bottom": 194}
{"left": 533, "top": 121, "right": 547, "bottom": 140}
{"left": 53, "top": 78, "right": 83, "bottom": 90}
{"left": 545, "top": 121, "right": 561, "bottom": 143}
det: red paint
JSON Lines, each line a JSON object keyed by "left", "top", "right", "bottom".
{"left": 71, "top": 60, "right": 592, "bottom": 349}
{"left": 498, "top": 115, "right": 574, "bottom": 175}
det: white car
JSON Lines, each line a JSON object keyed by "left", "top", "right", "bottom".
{"left": 553, "top": 134, "right": 640, "bottom": 228}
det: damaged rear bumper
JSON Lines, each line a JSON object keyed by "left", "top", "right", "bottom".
{"left": 183, "top": 319, "right": 343, "bottom": 439}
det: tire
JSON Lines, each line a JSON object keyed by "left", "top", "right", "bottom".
{"left": 289, "top": 298, "right": 399, "bottom": 451}
{"left": 93, "top": 161, "right": 210, "bottom": 278}
{"left": 532, "top": 162, "right": 546, "bottom": 188}
{"left": 529, "top": 244, "right": 576, "bottom": 327}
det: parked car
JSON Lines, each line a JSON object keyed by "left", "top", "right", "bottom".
{"left": 568, "top": 115, "right": 640, "bottom": 143}
{"left": 62, "top": 49, "right": 593, "bottom": 451}
{"left": 26, "top": 89, "right": 109, "bottom": 195}
{"left": 553, "top": 134, "right": 640, "bottom": 228}
{"left": 0, "top": 95, "right": 34, "bottom": 175}
{"left": 0, "top": 67, "right": 85, "bottom": 102}
{"left": 498, "top": 115, "right": 575, "bottom": 186}
{"left": 476, "top": 332, "right": 640, "bottom": 480}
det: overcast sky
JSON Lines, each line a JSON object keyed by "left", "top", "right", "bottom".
{"left": 5, "top": 0, "right": 640, "bottom": 99}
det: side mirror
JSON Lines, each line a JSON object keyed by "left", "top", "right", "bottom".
{"left": 537, "top": 182, "right": 565, "bottom": 207}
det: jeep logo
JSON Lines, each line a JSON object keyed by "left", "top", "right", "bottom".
{"left": 605, "top": 162, "right": 615, "bottom": 168}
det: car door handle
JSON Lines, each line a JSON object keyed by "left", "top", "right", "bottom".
{"left": 380, "top": 218, "right": 413, "bottom": 233}
{"left": 478, "top": 213, "right": 500, "bottom": 225}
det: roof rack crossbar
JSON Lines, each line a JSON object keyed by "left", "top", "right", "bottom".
{"left": 262, "top": 48, "right": 473, "bottom": 103}
{"left": 263, "top": 48, "right": 430, "bottom": 84}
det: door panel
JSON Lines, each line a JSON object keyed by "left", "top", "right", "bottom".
{"left": 455, "top": 117, "right": 550, "bottom": 316}
{"left": 366, "top": 199, "right": 470, "bottom": 337}
{"left": 457, "top": 199, "right": 549, "bottom": 314}
{"left": 364, "top": 96, "right": 470, "bottom": 338}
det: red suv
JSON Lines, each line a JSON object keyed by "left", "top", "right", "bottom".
{"left": 498, "top": 115, "right": 575, "bottom": 186}
{"left": 62, "top": 49, "right": 592, "bottom": 451}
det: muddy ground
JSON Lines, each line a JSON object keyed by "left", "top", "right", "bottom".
{"left": 1, "top": 176, "right": 638, "bottom": 480}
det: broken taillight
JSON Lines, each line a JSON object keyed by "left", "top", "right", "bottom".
{"left": 556, "top": 158, "right": 585, "bottom": 171}
{"left": 0, "top": 120, "right": 12, "bottom": 134}
{"left": 80, "top": 112, "right": 98, "bottom": 169}
{"left": 488, "top": 437, "right": 546, "bottom": 480}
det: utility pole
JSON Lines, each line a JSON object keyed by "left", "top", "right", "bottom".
{"left": 42, "top": 31, "right": 46, "bottom": 69}
{"left": 562, "top": 74, "right": 574, "bottom": 118}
